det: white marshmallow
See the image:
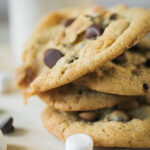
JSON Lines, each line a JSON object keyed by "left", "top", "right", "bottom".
{"left": 0, "top": 73, "right": 14, "bottom": 94}
{"left": 65, "top": 134, "right": 93, "bottom": 150}
{"left": 0, "top": 130, "right": 7, "bottom": 150}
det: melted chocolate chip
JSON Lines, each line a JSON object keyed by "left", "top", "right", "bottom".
{"left": 144, "top": 59, "right": 150, "bottom": 68}
{"left": 143, "top": 83, "right": 148, "bottom": 90}
{"left": 0, "top": 117, "right": 14, "bottom": 134}
{"left": 64, "top": 18, "right": 75, "bottom": 27}
{"left": 79, "top": 111, "right": 99, "bottom": 122}
{"left": 112, "top": 54, "right": 126, "bottom": 64}
{"left": 85, "top": 24, "right": 102, "bottom": 39}
{"left": 78, "top": 90, "right": 83, "bottom": 95}
{"left": 109, "top": 13, "right": 117, "bottom": 20}
{"left": 44, "top": 49, "right": 63, "bottom": 68}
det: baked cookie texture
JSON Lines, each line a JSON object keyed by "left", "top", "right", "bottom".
{"left": 38, "top": 84, "right": 137, "bottom": 111}
{"left": 14, "top": 5, "right": 150, "bottom": 96}
{"left": 42, "top": 102, "right": 150, "bottom": 147}
{"left": 30, "top": 5, "right": 150, "bottom": 93}
{"left": 14, "top": 7, "right": 86, "bottom": 92}
{"left": 74, "top": 42, "right": 150, "bottom": 95}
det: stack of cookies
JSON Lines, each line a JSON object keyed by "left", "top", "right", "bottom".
{"left": 15, "top": 5, "right": 150, "bottom": 148}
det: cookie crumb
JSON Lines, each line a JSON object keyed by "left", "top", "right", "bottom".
{"left": 0, "top": 117, "right": 15, "bottom": 134}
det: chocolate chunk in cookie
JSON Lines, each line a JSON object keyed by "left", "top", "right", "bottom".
{"left": 44, "top": 49, "right": 63, "bottom": 68}
{"left": 79, "top": 111, "right": 99, "bottom": 122}
{"left": 143, "top": 83, "right": 148, "bottom": 90}
{"left": 144, "top": 59, "right": 150, "bottom": 68}
{"left": 85, "top": 24, "right": 102, "bottom": 39}
{"left": 78, "top": 90, "right": 83, "bottom": 95}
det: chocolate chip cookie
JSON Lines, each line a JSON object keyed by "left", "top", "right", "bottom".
{"left": 42, "top": 99, "right": 150, "bottom": 147}
{"left": 74, "top": 40, "right": 150, "bottom": 95}
{"left": 29, "top": 5, "right": 150, "bottom": 94}
{"left": 15, "top": 5, "right": 150, "bottom": 97}
{"left": 14, "top": 7, "right": 85, "bottom": 92}
{"left": 38, "top": 84, "right": 137, "bottom": 111}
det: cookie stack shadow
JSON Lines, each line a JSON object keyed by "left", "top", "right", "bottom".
{"left": 14, "top": 5, "right": 150, "bottom": 148}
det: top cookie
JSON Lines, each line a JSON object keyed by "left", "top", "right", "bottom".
{"left": 74, "top": 40, "right": 150, "bottom": 95}
{"left": 29, "top": 5, "right": 150, "bottom": 94}
{"left": 15, "top": 5, "right": 150, "bottom": 96}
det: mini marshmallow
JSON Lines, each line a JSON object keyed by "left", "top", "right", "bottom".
{"left": 0, "top": 72, "right": 14, "bottom": 94}
{"left": 65, "top": 134, "right": 93, "bottom": 150}
{"left": 0, "top": 130, "right": 7, "bottom": 150}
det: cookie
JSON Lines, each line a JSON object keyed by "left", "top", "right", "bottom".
{"left": 14, "top": 7, "right": 86, "bottom": 91}
{"left": 38, "top": 84, "right": 136, "bottom": 111}
{"left": 74, "top": 41, "right": 150, "bottom": 95}
{"left": 29, "top": 5, "right": 150, "bottom": 94}
{"left": 42, "top": 100, "right": 150, "bottom": 147}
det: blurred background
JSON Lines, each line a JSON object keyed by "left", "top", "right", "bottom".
{"left": 0, "top": 0, "right": 150, "bottom": 66}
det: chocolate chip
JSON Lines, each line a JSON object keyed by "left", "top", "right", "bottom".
{"left": 78, "top": 90, "right": 83, "bottom": 95}
{"left": 0, "top": 117, "right": 14, "bottom": 134}
{"left": 108, "top": 111, "right": 129, "bottom": 122}
{"left": 143, "top": 83, "right": 148, "bottom": 90}
{"left": 64, "top": 18, "right": 75, "bottom": 27}
{"left": 109, "top": 13, "right": 117, "bottom": 20}
{"left": 144, "top": 59, "right": 150, "bottom": 68}
{"left": 129, "top": 45, "right": 140, "bottom": 53}
{"left": 79, "top": 111, "right": 99, "bottom": 122}
{"left": 44, "top": 49, "right": 63, "bottom": 68}
{"left": 112, "top": 54, "right": 126, "bottom": 64}
{"left": 85, "top": 24, "right": 102, "bottom": 39}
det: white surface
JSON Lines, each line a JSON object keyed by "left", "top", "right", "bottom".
{"left": 0, "top": 73, "right": 13, "bottom": 94}
{"left": 0, "top": 93, "right": 65, "bottom": 150}
{"left": 0, "top": 46, "right": 14, "bottom": 72}
{"left": 65, "top": 134, "right": 93, "bottom": 150}
{"left": 0, "top": 130, "right": 7, "bottom": 150}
